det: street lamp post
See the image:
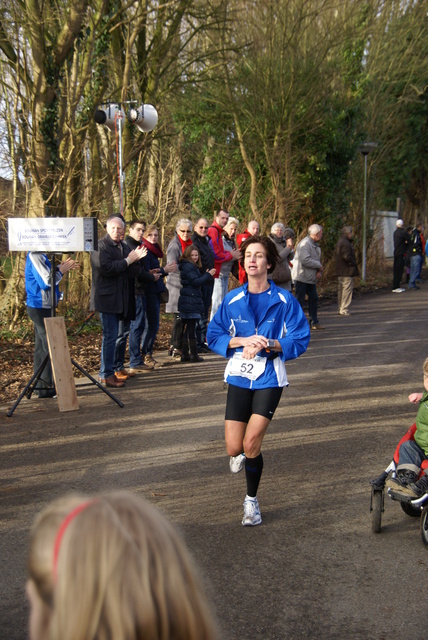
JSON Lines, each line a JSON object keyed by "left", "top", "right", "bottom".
{"left": 358, "top": 142, "right": 378, "bottom": 283}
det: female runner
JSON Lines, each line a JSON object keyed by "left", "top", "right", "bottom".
{"left": 207, "top": 235, "right": 310, "bottom": 526}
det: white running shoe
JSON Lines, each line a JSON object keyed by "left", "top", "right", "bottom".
{"left": 242, "top": 497, "right": 262, "bottom": 526}
{"left": 229, "top": 453, "right": 246, "bottom": 473}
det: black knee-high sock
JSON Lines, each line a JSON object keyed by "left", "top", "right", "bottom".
{"left": 245, "top": 453, "right": 264, "bottom": 498}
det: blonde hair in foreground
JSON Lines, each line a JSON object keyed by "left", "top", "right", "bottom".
{"left": 27, "top": 492, "right": 218, "bottom": 640}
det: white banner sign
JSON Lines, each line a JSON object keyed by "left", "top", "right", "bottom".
{"left": 8, "top": 218, "right": 97, "bottom": 252}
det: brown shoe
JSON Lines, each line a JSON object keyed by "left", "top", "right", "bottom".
{"left": 121, "top": 368, "right": 136, "bottom": 378}
{"left": 144, "top": 354, "right": 163, "bottom": 369}
{"left": 105, "top": 375, "right": 125, "bottom": 388}
{"left": 115, "top": 369, "right": 129, "bottom": 381}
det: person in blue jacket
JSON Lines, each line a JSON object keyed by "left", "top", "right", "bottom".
{"left": 25, "top": 252, "right": 79, "bottom": 397}
{"left": 178, "top": 245, "right": 216, "bottom": 362}
{"left": 207, "top": 235, "right": 310, "bottom": 526}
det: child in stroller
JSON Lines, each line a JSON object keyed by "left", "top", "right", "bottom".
{"left": 382, "top": 357, "right": 428, "bottom": 498}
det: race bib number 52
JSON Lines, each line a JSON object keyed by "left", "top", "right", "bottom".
{"left": 228, "top": 353, "right": 267, "bottom": 381}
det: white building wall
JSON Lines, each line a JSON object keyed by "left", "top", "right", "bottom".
{"left": 372, "top": 211, "right": 399, "bottom": 259}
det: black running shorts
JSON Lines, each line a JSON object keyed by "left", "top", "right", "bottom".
{"left": 225, "top": 384, "right": 283, "bottom": 423}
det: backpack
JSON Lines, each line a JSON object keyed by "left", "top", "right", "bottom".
{"left": 409, "top": 229, "right": 421, "bottom": 255}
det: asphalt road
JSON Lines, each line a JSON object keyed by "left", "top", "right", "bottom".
{"left": 1, "top": 282, "right": 428, "bottom": 640}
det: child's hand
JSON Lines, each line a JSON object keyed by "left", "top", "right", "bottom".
{"left": 409, "top": 392, "right": 423, "bottom": 404}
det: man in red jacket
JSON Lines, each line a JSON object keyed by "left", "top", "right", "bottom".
{"left": 236, "top": 220, "right": 260, "bottom": 283}
{"left": 208, "top": 209, "right": 241, "bottom": 319}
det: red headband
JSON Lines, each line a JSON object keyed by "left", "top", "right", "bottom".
{"left": 53, "top": 500, "right": 95, "bottom": 581}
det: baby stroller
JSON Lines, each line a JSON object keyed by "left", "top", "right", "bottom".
{"left": 370, "top": 423, "right": 428, "bottom": 546}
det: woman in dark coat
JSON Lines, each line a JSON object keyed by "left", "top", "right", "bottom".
{"left": 178, "top": 245, "right": 215, "bottom": 363}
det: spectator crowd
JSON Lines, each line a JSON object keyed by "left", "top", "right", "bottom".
{"left": 24, "top": 212, "right": 425, "bottom": 393}
{"left": 88, "top": 211, "right": 315, "bottom": 386}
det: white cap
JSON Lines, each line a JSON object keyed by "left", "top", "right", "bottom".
{"left": 396, "top": 219, "right": 404, "bottom": 228}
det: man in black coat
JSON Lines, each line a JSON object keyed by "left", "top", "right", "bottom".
{"left": 392, "top": 219, "right": 410, "bottom": 293}
{"left": 335, "top": 225, "right": 359, "bottom": 316}
{"left": 124, "top": 220, "right": 160, "bottom": 373}
{"left": 192, "top": 217, "right": 215, "bottom": 351}
{"left": 91, "top": 215, "right": 146, "bottom": 387}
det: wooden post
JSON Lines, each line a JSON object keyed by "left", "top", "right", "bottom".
{"left": 44, "top": 317, "right": 79, "bottom": 412}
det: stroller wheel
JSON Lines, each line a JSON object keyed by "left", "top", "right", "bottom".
{"left": 371, "top": 489, "right": 383, "bottom": 533}
{"left": 420, "top": 507, "right": 428, "bottom": 547}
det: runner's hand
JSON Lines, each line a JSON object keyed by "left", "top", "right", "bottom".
{"left": 243, "top": 345, "right": 262, "bottom": 359}
{"left": 243, "top": 335, "right": 268, "bottom": 349}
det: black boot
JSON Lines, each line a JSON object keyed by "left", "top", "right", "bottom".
{"left": 408, "top": 474, "right": 428, "bottom": 497}
{"left": 171, "top": 314, "right": 183, "bottom": 351}
{"left": 189, "top": 339, "right": 204, "bottom": 362}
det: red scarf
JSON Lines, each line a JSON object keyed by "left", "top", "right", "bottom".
{"left": 141, "top": 237, "right": 163, "bottom": 258}
{"left": 177, "top": 234, "right": 192, "bottom": 253}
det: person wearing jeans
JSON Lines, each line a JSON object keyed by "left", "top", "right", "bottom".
{"left": 409, "top": 255, "right": 421, "bottom": 290}
{"left": 141, "top": 292, "right": 161, "bottom": 363}
{"left": 141, "top": 224, "right": 177, "bottom": 368}
{"left": 128, "top": 294, "right": 147, "bottom": 369}
{"left": 408, "top": 222, "right": 423, "bottom": 290}
{"left": 294, "top": 281, "right": 320, "bottom": 326}
{"left": 99, "top": 311, "right": 125, "bottom": 384}
{"left": 122, "top": 220, "right": 159, "bottom": 373}
{"left": 91, "top": 216, "right": 146, "bottom": 388}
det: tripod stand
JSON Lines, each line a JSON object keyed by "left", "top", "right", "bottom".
{"left": 6, "top": 253, "right": 124, "bottom": 417}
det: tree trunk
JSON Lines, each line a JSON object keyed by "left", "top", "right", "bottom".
{"left": 0, "top": 253, "right": 26, "bottom": 327}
